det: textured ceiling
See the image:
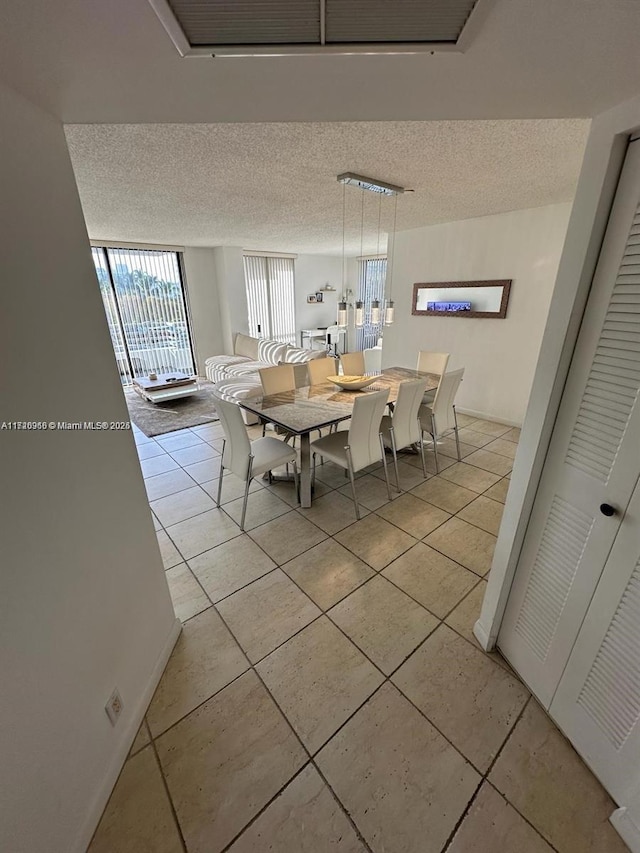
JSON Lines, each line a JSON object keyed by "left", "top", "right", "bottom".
{"left": 65, "top": 120, "right": 588, "bottom": 255}
{"left": 1, "top": 1, "right": 640, "bottom": 124}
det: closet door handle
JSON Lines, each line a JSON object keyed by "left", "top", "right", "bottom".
{"left": 600, "top": 503, "right": 617, "bottom": 517}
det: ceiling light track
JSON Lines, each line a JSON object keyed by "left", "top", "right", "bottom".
{"left": 337, "top": 172, "right": 405, "bottom": 196}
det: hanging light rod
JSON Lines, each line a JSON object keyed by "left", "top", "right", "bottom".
{"left": 337, "top": 173, "right": 406, "bottom": 196}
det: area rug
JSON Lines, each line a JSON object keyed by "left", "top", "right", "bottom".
{"left": 125, "top": 380, "right": 219, "bottom": 437}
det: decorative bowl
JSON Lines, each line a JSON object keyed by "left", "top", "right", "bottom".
{"left": 327, "top": 374, "right": 382, "bottom": 391}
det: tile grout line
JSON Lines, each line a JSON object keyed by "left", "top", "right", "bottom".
{"left": 148, "top": 735, "right": 190, "bottom": 853}
{"left": 440, "top": 694, "right": 562, "bottom": 853}
{"left": 439, "top": 695, "right": 532, "bottom": 853}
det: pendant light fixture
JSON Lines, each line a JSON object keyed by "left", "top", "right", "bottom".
{"left": 337, "top": 181, "right": 348, "bottom": 327}
{"left": 384, "top": 192, "right": 399, "bottom": 326}
{"left": 370, "top": 191, "right": 382, "bottom": 326}
{"left": 355, "top": 188, "right": 366, "bottom": 328}
{"left": 336, "top": 172, "right": 406, "bottom": 330}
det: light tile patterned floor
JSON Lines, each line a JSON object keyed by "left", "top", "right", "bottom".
{"left": 89, "top": 417, "right": 628, "bottom": 853}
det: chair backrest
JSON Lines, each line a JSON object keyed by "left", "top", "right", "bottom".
{"left": 417, "top": 351, "right": 450, "bottom": 377}
{"left": 391, "top": 378, "right": 427, "bottom": 449}
{"left": 341, "top": 351, "right": 365, "bottom": 376}
{"left": 363, "top": 347, "right": 382, "bottom": 374}
{"left": 259, "top": 364, "right": 296, "bottom": 396}
{"left": 289, "top": 362, "right": 310, "bottom": 388}
{"left": 432, "top": 368, "right": 465, "bottom": 433}
{"left": 347, "top": 389, "right": 390, "bottom": 472}
{"left": 214, "top": 397, "right": 251, "bottom": 480}
{"left": 307, "top": 356, "right": 337, "bottom": 385}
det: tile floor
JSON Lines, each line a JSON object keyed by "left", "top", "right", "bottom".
{"left": 89, "top": 416, "right": 627, "bottom": 853}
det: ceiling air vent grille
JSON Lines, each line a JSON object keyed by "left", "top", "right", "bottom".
{"left": 149, "top": 0, "right": 493, "bottom": 56}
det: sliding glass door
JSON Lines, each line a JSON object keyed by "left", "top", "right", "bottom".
{"left": 92, "top": 246, "right": 195, "bottom": 386}
{"left": 356, "top": 257, "right": 387, "bottom": 350}
{"left": 243, "top": 254, "right": 296, "bottom": 345}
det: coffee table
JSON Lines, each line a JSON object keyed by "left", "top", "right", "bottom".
{"left": 133, "top": 373, "right": 199, "bottom": 404}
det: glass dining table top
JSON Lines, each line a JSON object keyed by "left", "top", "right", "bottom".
{"left": 239, "top": 366, "right": 440, "bottom": 435}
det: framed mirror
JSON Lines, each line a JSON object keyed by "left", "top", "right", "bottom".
{"left": 412, "top": 280, "right": 512, "bottom": 319}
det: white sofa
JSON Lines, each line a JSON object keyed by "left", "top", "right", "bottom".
{"left": 206, "top": 333, "right": 326, "bottom": 423}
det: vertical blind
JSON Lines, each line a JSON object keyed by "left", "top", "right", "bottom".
{"left": 356, "top": 257, "right": 387, "bottom": 350}
{"left": 91, "top": 246, "right": 195, "bottom": 385}
{"left": 243, "top": 255, "right": 296, "bottom": 345}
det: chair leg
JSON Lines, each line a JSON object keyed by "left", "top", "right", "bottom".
{"left": 292, "top": 461, "right": 300, "bottom": 504}
{"left": 453, "top": 406, "right": 462, "bottom": 461}
{"left": 345, "top": 446, "right": 360, "bottom": 521}
{"left": 216, "top": 440, "right": 226, "bottom": 506}
{"left": 240, "top": 457, "right": 254, "bottom": 532}
{"left": 216, "top": 463, "right": 224, "bottom": 506}
{"left": 379, "top": 434, "right": 393, "bottom": 501}
{"left": 418, "top": 422, "right": 428, "bottom": 478}
{"left": 431, "top": 414, "right": 440, "bottom": 474}
{"left": 389, "top": 427, "right": 401, "bottom": 492}
{"left": 312, "top": 452, "right": 317, "bottom": 487}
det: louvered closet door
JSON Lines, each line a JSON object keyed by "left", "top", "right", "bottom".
{"left": 498, "top": 138, "right": 640, "bottom": 707}
{"left": 549, "top": 476, "right": 640, "bottom": 806}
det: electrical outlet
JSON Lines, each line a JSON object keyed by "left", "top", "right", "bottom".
{"left": 105, "top": 689, "right": 124, "bottom": 725}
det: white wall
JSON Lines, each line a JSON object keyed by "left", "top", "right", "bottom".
{"left": 183, "top": 247, "right": 224, "bottom": 372}
{"left": 383, "top": 203, "right": 573, "bottom": 425}
{"left": 0, "top": 83, "right": 179, "bottom": 853}
{"left": 213, "top": 246, "right": 248, "bottom": 353}
{"left": 294, "top": 254, "right": 342, "bottom": 341}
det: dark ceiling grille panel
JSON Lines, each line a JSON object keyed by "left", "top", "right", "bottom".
{"left": 157, "top": 0, "right": 486, "bottom": 51}
{"left": 325, "top": 0, "right": 477, "bottom": 43}
{"left": 168, "top": 0, "right": 320, "bottom": 45}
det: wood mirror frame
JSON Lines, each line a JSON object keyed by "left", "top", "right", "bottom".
{"left": 411, "top": 280, "right": 512, "bottom": 319}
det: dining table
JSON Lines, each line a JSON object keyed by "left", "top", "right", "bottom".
{"left": 239, "top": 366, "right": 439, "bottom": 507}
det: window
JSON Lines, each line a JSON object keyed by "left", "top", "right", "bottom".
{"left": 356, "top": 257, "right": 387, "bottom": 350}
{"left": 243, "top": 255, "right": 296, "bottom": 345}
{"left": 91, "top": 246, "right": 195, "bottom": 385}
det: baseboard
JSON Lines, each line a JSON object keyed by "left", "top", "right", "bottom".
{"left": 75, "top": 617, "right": 182, "bottom": 853}
{"left": 473, "top": 618, "right": 494, "bottom": 651}
{"left": 456, "top": 407, "right": 521, "bottom": 428}
{"left": 611, "top": 808, "right": 640, "bottom": 852}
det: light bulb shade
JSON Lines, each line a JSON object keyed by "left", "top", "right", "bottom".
{"left": 337, "top": 301, "right": 348, "bottom": 326}
{"left": 370, "top": 299, "right": 381, "bottom": 325}
{"left": 384, "top": 301, "right": 395, "bottom": 325}
{"left": 355, "top": 301, "right": 364, "bottom": 327}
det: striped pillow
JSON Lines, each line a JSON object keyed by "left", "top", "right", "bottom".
{"left": 284, "top": 346, "right": 326, "bottom": 363}
{"left": 258, "top": 339, "right": 288, "bottom": 365}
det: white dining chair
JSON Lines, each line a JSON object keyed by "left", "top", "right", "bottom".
{"left": 259, "top": 364, "right": 297, "bottom": 395}
{"left": 258, "top": 364, "right": 300, "bottom": 442}
{"left": 419, "top": 368, "right": 465, "bottom": 473}
{"left": 417, "top": 351, "right": 450, "bottom": 403}
{"left": 215, "top": 397, "right": 299, "bottom": 530}
{"left": 380, "top": 378, "right": 428, "bottom": 489}
{"left": 310, "top": 388, "right": 392, "bottom": 520}
{"left": 340, "top": 350, "right": 365, "bottom": 376}
{"left": 364, "top": 346, "right": 382, "bottom": 374}
{"left": 307, "top": 356, "right": 337, "bottom": 385}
